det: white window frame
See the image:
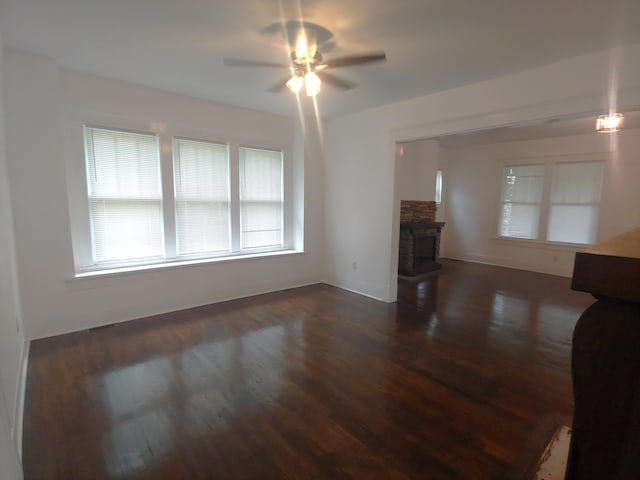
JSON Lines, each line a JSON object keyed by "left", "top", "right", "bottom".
{"left": 65, "top": 116, "right": 294, "bottom": 274}
{"left": 495, "top": 153, "right": 607, "bottom": 246}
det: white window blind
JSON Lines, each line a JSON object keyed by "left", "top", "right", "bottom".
{"left": 499, "top": 164, "right": 545, "bottom": 239}
{"left": 435, "top": 169, "right": 443, "bottom": 204}
{"left": 84, "top": 127, "right": 163, "bottom": 263}
{"left": 547, "top": 161, "right": 604, "bottom": 244}
{"left": 239, "top": 147, "right": 283, "bottom": 249}
{"left": 173, "top": 138, "right": 230, "bottom": 255}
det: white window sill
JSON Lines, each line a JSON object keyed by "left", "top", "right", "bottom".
{"left": 492, "top": 236, "right": 591, "bottom": 251}
{"left": 69, "top": 248, "right": 303, "bottom": 282}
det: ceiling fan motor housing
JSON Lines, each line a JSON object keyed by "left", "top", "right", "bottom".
{"left": 291, "top": 51, "right": 324, "bottom": 72}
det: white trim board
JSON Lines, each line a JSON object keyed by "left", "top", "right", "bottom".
{"left": 11, "top": 339, "right": 29, "bottom": 461}
{"left": 535, "top": 425, "right": 571, "bottom": 479}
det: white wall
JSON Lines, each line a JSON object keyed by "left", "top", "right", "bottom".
{"left": 324, "top": 43, "right": 640, "bottom": 301}
{"left": 3, "top": 50, "right": 324, "bottom": 340}
{"left": 442, "top": 129, "right": 640, "bottom": 276}
{"left": 395, "top": 139, "right": 439, "bottom": 202}
{"left": 297, "top": 117, "right": 326, "bottom": 271}
{"left": 0, "top": 400, "right": 21, "bottom": 480}
{"left": 324, "top": 112, "right": 395, "bottom": 299}
{"left": 0, "top": 36, "right": 25, "bottom": 480}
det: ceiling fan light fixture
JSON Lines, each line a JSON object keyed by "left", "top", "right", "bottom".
{"left": 295, "top": 28, "right": 317, "bottom": 60}
{"left": 222, "top": 26, "right": 386, "bottom": 97}
{"left": 596, "top": 113, "right": 624, "bottom": 132}
{"left": 286, "top": 74, "right": 304, "bottom": 93}
{"left": 304, "top": 71, "right": 321, "bottom": 96}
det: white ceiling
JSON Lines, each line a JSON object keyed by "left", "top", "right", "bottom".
{"left": 436, "top": 109, "right": 640, "bottom": 148}
{"left": 1, "top": 0, "right": 639, "bottom": 119}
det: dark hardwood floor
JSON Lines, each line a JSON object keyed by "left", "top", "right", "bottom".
{"left": 23, "top": 260, "right": 594, "bottom": 479}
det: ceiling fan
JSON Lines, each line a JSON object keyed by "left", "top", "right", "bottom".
{"left": 223, "top": 24, "right": 386, "bottom": 97}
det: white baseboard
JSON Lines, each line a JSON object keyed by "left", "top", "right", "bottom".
{"left": 11, "top": 338, "right": 29, "bottom": 462}
{"left": 322, "top": 281, "right": 391, "bottom": 303}
{"left": 444, "top": 253, "right": 572, "bottom": 278}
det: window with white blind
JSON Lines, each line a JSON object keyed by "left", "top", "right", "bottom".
{"left": 84, "top": 127, "right": 163, "bottom": 263}
{"left": 435, "top": 169, "right": 443, "bottom": 204}
{"left": 173, "top": 138, "right": 230, "bottom": 255}
{"left": 499, "top": 164, "right": 545, "bottom": 239}
{"left": 239, "top": 147, "right": 283, "bottom": 249}
{"left": 547, "top": 161, "right": 604, "bottom": 244}
{"left": 80, "top": 126, "right": 290, "bottom": 270}
{"left": 498, "top": 159, "right": 604, "bottom": 245}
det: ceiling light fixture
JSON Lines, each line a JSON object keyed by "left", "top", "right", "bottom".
{"left": 304, "top": 71, "right": 321, "bottom": 97}
{"left": 285, "top": 74, "right": 304, "bottom": 94}
{"left": 596, "top": 113, "right": 624, "bottom": 133}
{"left": 283, "top": 27, "right": 322, "bottom": 97}
{"left": 285, "top": 69, "right": 322, "bottom": 97}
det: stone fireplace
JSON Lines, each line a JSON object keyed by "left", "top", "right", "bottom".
{"left": 398, "top": 200, "right": 445, "bottom": 276}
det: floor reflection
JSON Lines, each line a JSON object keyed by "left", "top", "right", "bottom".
{"left": 24, "top": 260, "right": 596, "bottom": 479}
{"left": 91, "top": 321, "right": 295, "bottom": 477}
{"left": 397, "top": 272, "right": 439, "bottom": 313}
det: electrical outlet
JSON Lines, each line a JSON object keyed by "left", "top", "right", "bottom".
{"left": 352, "top": 261, "right": 357, "bottom": 271}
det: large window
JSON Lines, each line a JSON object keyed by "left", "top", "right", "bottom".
{"left": 81, "top": 126, "right": 288, "bottom": 270}
{"left": 498, "top": 160, "right": 604, "bottom": 245}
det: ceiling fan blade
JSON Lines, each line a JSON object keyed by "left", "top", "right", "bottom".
{"left": 317, "top": 72, "right": 357, "bottom": 90}
{"left": 266, "top": 77, "right": 291, "bottom": 93}
{"left": 223, "top": 58, "right": 291, "bottom": 69}
{"left": 322, "top": 51, "right": 386, "bottom": 69}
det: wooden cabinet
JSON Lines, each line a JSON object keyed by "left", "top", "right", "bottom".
{"left": 566, "top": 227, "right": 640, "bottom": 479}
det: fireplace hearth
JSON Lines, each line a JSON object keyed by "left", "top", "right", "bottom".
{"left": 399, "top": 221, "right": 445, "bottom": 275}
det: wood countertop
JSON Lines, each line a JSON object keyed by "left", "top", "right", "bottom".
{"left": 571, "top": 227, "right": 640, "bottom": 303}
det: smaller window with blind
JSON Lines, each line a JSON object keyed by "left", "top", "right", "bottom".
{"left": 547, "top": 161, "right": 604, "bottom": 244}
{"left": 239, "top": 147, "right": 284, "bottom": 250}
{"left": 84, "top": 126, "right": 163, "bottom": 264}
{"left": 173, "top": 138, "right": 230, "bottom": 255}
{"left": 435, "top": 169, "right": 443, "bottom": 204}
{"left": 499, "top": 164, "right": 545, "bottom": 239}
